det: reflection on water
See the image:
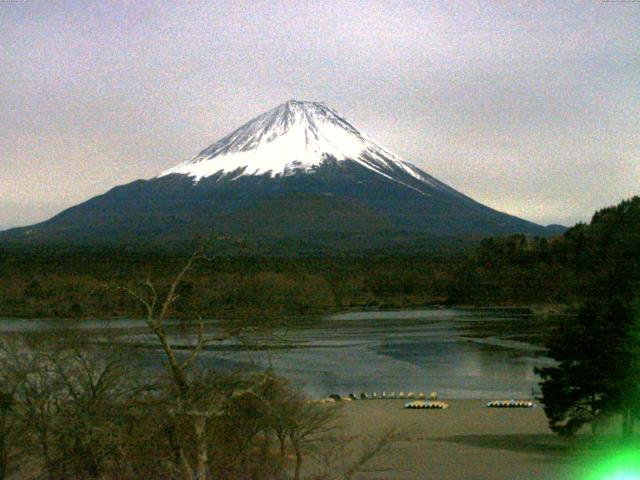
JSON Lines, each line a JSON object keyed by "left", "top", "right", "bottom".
{"left": 0, "top": 308, "right": 556, "bottom": 399}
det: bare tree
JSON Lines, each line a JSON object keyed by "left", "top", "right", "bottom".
{"left": 120, "top": 247, "right": 204, "bottom": 478}
{"left": 0, "top": 367, "right": 22, "bottom": 480}
{"left": 120, "top": 245, "right": 399, "bottom": 480}
{"left": 0, "top": 334, "right": 152, "bottom": 480}
{"left": 288, "top": 402, "right": 339, "bottom": 480}
{"left": 1, "top": 338, "right": 63, "bottom": 480}
{"left": 52, "top": 346, "right": 151, "bottom": 478}
{"left": 121, "top": 245, "right": 254, "bottom": 480}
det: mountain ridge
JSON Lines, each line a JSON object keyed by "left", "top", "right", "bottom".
{"left": 0, "top": 100, "right": 565, "bottom": 251}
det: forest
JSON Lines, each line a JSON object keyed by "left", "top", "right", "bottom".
{"left": 0, "top": 196, "right": 638, "bottom": 321}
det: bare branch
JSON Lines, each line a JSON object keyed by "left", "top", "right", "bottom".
{"left": 119, "top": 286, "right": 154, "bottom": 321}
{"left": 158, "top": 246, "right": 208, "bottom": 324}
{"left": 180, "top": 318, "right": 205, "bottom": 371}
{"left": 342, "top": 428, "right": 399, "bottom": 480}
{"left": 144, "top": 277, "right": 158, "bottom": 319}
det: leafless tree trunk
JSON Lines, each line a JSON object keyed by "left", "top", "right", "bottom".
{"left": 293, "top": 444, "right": 303, "bottom": 480}
{"left": 278, "top": 432, "right": 287, "bottom": 458}
{"left": 165, "top": 422, "right": 193, "bottom": 480}
{"left": 122, "top": 246, "right": 218, "bottom": 480}
{"left": 193, "top": 413, "right": 209, "bottom": 480}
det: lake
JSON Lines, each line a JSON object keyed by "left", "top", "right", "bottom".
{"left": 0, "top": 308, "right": 555, "bottom": 399}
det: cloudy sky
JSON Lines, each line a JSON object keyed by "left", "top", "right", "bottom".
{"left": 1, "top": 0, "right": 638, "bottom": 230}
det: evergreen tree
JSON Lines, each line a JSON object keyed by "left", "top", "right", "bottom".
{"left": 536, "top": 298, "right": 631, "bottom": 435}
{"left": 537, "top": 196, "right": 640, "bottom": 437}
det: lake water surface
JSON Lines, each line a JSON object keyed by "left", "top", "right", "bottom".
{"left": 1, "top": 308, "right": 554, "bottom": 399}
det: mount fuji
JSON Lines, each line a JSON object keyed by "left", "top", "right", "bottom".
{"left": 1, "top": 100, "right": 562, "bottom": 252}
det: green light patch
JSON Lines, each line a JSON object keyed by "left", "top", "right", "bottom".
{"left": 583, "top": 446, "right": 640, "bottom": 480}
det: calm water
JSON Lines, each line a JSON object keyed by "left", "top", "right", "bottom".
{"left": 0, "top": 308, "right": 555, "bottom": 399}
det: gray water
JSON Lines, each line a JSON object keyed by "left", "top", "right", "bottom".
{"left": 0, "top": 308, "right": 555, "bottom": 399}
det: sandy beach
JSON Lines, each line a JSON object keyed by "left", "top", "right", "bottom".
{"left": 328, "top": 399, "right": 580, "bottom": 480}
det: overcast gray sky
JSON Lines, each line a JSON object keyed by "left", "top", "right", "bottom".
{"left": 1, "top": 0, "right": 639, "bottom": 230}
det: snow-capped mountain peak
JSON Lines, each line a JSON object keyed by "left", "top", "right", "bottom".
{"left": 1, "top": 99, "right": 556, "bottom": 246}
{"left": 159, "top": 100, "right": 436, "bottom": 190}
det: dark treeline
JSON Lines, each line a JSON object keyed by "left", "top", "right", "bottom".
{"left": 1, "top": 196, "right": 638, "bottom": 320}
{"left": 0, "top": 251, "right": 457, "bottom": 320}
{"left": 475, "top": 196, "right": 640, "bottom": 302}
{"left": 534, "top": 196, "right": 640, "bottom": 436}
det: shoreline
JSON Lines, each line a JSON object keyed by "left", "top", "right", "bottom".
{"left": 0, "top": 302, "right": 570, "bottom": 323}
{"left": 327, "top": 399, "right": 580, "bottom": 480}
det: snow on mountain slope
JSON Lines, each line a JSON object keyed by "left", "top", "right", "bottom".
{"left": 159, "top": 100, "right": 445, "bottom": 194}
